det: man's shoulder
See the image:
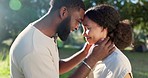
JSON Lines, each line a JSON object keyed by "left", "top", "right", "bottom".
{"left": 10, "top": 24, "right": 36, "bottom": 61}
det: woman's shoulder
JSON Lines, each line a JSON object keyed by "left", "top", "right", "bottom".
{"left": 103, "top": 48, "right": 131, "bottom": 67}
{"left": 94, "top": 48, "right": 132, "bottom": 78}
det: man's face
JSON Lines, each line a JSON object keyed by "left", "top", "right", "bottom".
{"left": 57, "top": 9, "right": 85, "bottom": 41}
{"left": 57, "top": 16, "right": 71, "bottom": 41}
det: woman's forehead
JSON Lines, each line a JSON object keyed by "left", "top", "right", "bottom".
{"left": 82, "top": 16, "right": 89, "bottom": 26}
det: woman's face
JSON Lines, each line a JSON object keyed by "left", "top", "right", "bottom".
{"left": 82, "top": 16, "right": 107, "bottom": 45}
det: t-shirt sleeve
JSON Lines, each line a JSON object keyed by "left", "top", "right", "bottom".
{"left": 119, "top": 68, "right": 133, "bottom": 78}
{"left": 20, "top": 51, "right": 58, "bottom": 78}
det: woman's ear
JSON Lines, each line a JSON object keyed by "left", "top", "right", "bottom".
{"left": 101, "top": 28, "right": 108, "bottom": 38}
{"left": 59, "top": 6, "right": 69, "bottom": 20}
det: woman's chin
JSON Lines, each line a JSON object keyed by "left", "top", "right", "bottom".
{"left": 86, "top": 41, "right": 94, "bottom": 45}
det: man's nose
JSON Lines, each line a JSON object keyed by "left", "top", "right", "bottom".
{"left": 75, "top": 25, "right": 79, "bottom": 30}
{"left": 75, "top": 28, "right": 78, "bottom": 30}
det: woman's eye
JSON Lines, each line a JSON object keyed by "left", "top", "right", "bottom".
{"left": 87, "top": 27, "right": 91, "bottom": 30}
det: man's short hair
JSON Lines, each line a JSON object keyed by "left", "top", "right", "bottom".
{"left": 50, "top": 0, "right": 85, "bottom": 12}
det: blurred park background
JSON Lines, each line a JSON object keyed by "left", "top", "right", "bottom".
{"left": 0, "top": 0, "right": 148, "bottom": 78}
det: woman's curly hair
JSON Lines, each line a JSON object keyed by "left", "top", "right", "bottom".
{"left": 85, "top": 4, "right": 133, "bottom": 50}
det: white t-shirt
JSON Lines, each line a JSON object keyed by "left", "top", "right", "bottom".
{"left": 10, "top": 23, "right": 59, "bottom": 78}
{"left": 87, "top": 46, "right": 133, "bottom": 78}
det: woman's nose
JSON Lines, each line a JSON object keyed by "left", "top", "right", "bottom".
{"left": 82, "top": 32, "right": 87, "bottom": 37}
{"left": 83, "top": 29, "right": 89, "bottom": 36}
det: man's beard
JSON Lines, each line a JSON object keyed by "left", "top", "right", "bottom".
{"left": 56, "top": 16, "right": 71, "bottom": 41}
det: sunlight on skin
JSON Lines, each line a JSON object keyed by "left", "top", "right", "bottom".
{"left": 9, "top": 0, "right": 22, "bottom": 11}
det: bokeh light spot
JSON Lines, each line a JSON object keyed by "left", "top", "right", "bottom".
{"left": 9, "top": 0, "right": 22, "bottom": 11}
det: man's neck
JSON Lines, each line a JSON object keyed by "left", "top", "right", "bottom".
{"left": 34, "top": 12, "right": 60, "bottom": 38}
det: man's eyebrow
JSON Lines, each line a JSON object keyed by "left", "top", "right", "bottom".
{"left": 81, "top": 16, "right": 85, "bottom": 21}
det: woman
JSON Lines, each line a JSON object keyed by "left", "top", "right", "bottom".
{"left": 82, "top": 4, "right": 133, "bottom": 78}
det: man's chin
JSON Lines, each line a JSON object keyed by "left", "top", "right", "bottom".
{"left": 58, "top": 30, "right": 70, "bottom": 41}
{"left": 59, "top": 36, "right": 68, "bottom": 41}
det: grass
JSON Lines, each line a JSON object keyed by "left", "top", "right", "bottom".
{"left": 0, "top": 53, "right": 10, "bottom": 78}
{"left": 124, "top": 51, "right": 148, "bottom": 78}
{"left": 0, "top": 48, "right": 148, "bottom": 78}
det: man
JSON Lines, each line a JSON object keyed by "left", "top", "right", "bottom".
{"left": 10, "top": 0, "right": 114, "bottom": 78}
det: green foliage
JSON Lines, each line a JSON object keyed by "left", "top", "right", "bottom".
{"left": 0, "top": 0, "right": 148, "bottom": 50}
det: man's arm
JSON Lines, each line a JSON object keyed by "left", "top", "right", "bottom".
{"left": 69, "top": 37, "right": 115, "bottom": 78}
{"left": 21, "top": 52, "right": 58, "bottom": 78}
{"left": 59, "top": 43, "right": 92, "bottom": 74}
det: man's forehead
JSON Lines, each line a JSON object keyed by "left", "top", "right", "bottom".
{"left": 72, "top": 9, "right": 85, "bottom": 19}
{"left": 79, "top": 9, "right": 85, "bottom": 19}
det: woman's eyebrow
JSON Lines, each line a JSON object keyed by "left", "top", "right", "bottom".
{"left": 83, "top": 23, "right": 89, "bottom": 26}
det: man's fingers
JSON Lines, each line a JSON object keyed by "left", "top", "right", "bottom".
{"left": 85, "top": 43, "right": 92, "bottom": 50}
{"left": 102, "top": 48, "right": 115, "bottom": 60}
{"left": 82, "top": 42, "right": 92, "bottom": 51}
{"left": 107, "top": 41, "right": 114, "bottom": 48}
{"left": 95, "top": 37, "right": 110, "bottom": 46}
{"left": 108, "top": 41, "right": 115, "bottom": 51}
{"left": 105, "top": 40, "right": 112, "bottom": 48}
{"left": 108, "top": 46, "right": 115, "bottom": 54}
{"left": 102, "top": 37, "right": 110, "bottom": 46}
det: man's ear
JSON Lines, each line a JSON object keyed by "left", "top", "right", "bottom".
{"left": 59, "top": 6, "right": 69, "bottom": 19}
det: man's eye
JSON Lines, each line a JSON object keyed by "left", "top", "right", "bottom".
{"left": 78, "top": 20, "right": 82, "bottom": 24}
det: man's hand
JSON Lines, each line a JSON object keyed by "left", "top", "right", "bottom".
{"left": 69, "top": 37, "right": 115, "bottom": 78}
{"left": 85, "top": 37, "right": 115, "bottom": 68}
{"left": 80, "top": 42, "right": 92, "bottom": 56}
